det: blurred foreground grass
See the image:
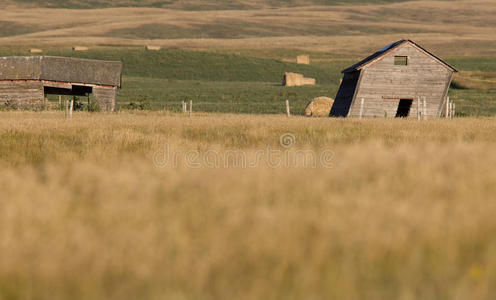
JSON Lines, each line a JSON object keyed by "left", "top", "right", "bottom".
{"left": 1, "top": 111, "right": 496, "bottom": 300}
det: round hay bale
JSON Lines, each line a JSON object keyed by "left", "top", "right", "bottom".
{"left": 305, "top": 97, "right": 334, "bottom": 117}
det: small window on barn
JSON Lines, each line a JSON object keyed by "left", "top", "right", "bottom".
{"left": 394, "top": 56, "right": 408, "bottom": 66}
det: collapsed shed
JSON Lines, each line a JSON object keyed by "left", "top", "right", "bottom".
{"left": 0, "top": 56, "right": 122, "bottom": 111}
{"left": 330, "top": 40, "right": 457, "bottom": 118}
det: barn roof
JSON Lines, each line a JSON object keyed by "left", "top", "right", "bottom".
{"left": 342, "top": 40, "right": 457, "bottom": 73}
{"left": 0, "top": 56, "right": 123, "bottom": 87}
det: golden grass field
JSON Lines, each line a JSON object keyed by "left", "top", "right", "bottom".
{"left": 1, "top": 111, "right": 496, "bottom": 299}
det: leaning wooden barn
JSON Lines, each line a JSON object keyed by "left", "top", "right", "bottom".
{"left": 0, "top": 56, "right": 122, "bottom": 111}
{"left": 330, "top": 40, "right": 457, "bottom": 118}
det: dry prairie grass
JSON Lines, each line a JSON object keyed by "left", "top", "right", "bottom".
{"left": 1, "top": 111, "right": 496, "bottom": 299}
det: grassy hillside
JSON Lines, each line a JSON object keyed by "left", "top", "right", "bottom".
{"left": 0, "top": 21, "right": 35, "bottom": 37}
{"left": 107, "top": 21, "right": 432, "bottom": 40}
{"left": 49, "top": 48, "right": 340, "bottom": 83}
{"left": 120, "top": 78, "right": 338, "bottom": 114}
{"left": 13, "top": 0, "right": 414, "bottom": 9}
{"left": 0, "top": 46, "right": 341, "bottom": 82}
{"left": 1, "top": 1, "right": 494, "bottom": 59}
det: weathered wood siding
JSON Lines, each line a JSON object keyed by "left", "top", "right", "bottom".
{"left": 0, "top": 80, "right": 43, "bottom": 109}
{"left": 0, "top": 56, "right": 122, "bottom": 87}
{"left": 94, "top": 86, "right": 117, "bottom": 111}
{"left": 330, "top": 71, "right": 360, "bottom": 117}
{"left": 348, "top": 43, "right": 453, "bottom": 118}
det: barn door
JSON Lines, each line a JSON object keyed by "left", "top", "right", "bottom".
{"left": 395, "top": 99, "right": 413, "bottom": 118}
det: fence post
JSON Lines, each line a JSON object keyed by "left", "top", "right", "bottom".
{"left": 69, "top": 97, "right": 74, "bottom": 118}
{"left": 65, "top": 99, "right": 68, "bottom": 117}
{"left": 423, "top": 97, "right": 427, "bottom": 120}
{"left": 189, "top": 100, "right": 192, "bottom": 117}
{"left": 59, "top": 95, "right": 62, "bottom": 109}
{"left": 359, "top": 98, "right": 364, "bottom": 119}
{"left": 286, "top": 100, "right": 291, "bottom": 117}
{"left": 452, "top": 102, "right": 456, "bottom": 118}
{"left": 446, "top": 97, "right": 450, "bottom": 118}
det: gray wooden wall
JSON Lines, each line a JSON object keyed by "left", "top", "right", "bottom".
{"left": 0, "top": 80, "right": 117, "bottom": 111}
{"left": 0, "top": 80, "right": 44, "bottom": 109}
{"left": 348, "top": 43, "right": 453, "bottom": 118}
{"left": 94, "top": 86, "right": 117, "bottom": 111}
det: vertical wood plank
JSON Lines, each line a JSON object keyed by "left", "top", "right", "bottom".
{"left": 189, "top": 100, "right": 193, "bottom": 117}
{"left": 359, "top": 98, "right": 364, "bottom": 119}
{"left": 286, "top": 100, "right": 291, "bottom": 117}
{"left": 417, "top": 97, "right": 420, "bottom": 121}
{"left": 111, "top": 91, "right": 116, "bottom": 112}
{"left": 446, "top": 97, "right": 450, "bottom": 118}
{"left": 423, "top": 97, "right": 427, "bottom": 120}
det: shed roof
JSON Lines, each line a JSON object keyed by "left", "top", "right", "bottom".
{"left": 342, "top": 40, "right": 457, "bottom": 73}
{"left": 0, "top": 56, "right": 122, "bottom": 87}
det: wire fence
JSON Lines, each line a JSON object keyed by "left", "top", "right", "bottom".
{"left": 155, "top": 100, "right": 308, "bottom": 115}
{"left": 44, "top": 94, "right": 315, "bottom": 115}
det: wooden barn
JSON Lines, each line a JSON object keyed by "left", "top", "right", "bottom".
{"left": 330, "top": 40, "right": 457, "bottom": 118}
{"left": 0, "top": 56, "right": 122, "bottom": 111}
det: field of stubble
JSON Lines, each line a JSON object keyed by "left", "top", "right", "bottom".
{"left": 1, "top": 111, "right": 496, "bottom": 300}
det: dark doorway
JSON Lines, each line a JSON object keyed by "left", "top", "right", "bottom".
{"left": 395, "top": 99, "right": 413, "bottom": 118}
{"left": 44, "top": 85, "right": 92, "bottom": 96}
